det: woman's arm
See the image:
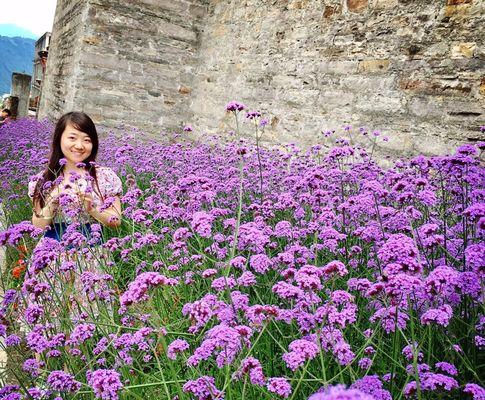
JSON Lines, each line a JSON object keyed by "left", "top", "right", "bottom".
{"left": 81, "top": 194, "right": 122, "bottom": 228}
{"left": 31, "top": 196, "right": 58, "bottom": 229}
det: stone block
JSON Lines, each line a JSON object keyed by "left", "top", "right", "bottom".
{"left": 447, "top": 0, "right": 472, "bottom": 4}
{"left": 178, "top": 85, "right": 192, "bottom": 94}
{"left": 287, "top": 0, "right": 309, "bottom": 10}
{"left": 355, "top": 94, "right": 404, "bottom": 113}
{"left": 480, "top": 78, "right": 485, "bottom": 96}
{"left": 319, "top": 61, "right": 358, "bottom": 75}
{"left": 82, "top": 35, "right": 102, "bottom": 45}
{"left": 323, "top": 5, "right": 342, "bottom": 18}
{"left": 444, "top": 4, "right": 471, "bottom": 17}
{"left": 358, "top": 59, "right": 391, "bottom": 73}
{"left": 400, "top": 78, "right": 472, "bottom": 96}
{"left": 213, "top": 24, "right": 227, "bottom": 38}
{"left": 341, "top": 75, "right": 396, "bottom": 91}
{"left": 373, "top": 0, "right": 399, "bottom": 9}
{"left": 399, "top": 78, "right": 429, "bottom": 91}
{"left": 347, "top": 0, "right": 368, "bottom": 13}
{"left": 451, "top": 42, "right": 476, "bottom": 58}
{"left": 11, "top": 72, "right": 31, "bottom": 118}
{"left": 318, "top": 90, "right": 355, "bottom": 108}
{"left": 413, "top": 134, "right": 454, "bottom": 156}
{"left": 408, "top": 97, "right": 443, "bottom": 118}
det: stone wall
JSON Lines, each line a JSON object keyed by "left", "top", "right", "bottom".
{"left": 191, "top": 0, "right": 485, "bottom": 156}
{"left": 39, "top": 0, "right": 484, "bottom": 156}
{"left": 39, "top": 0, "right": 208, "bottom": 133}
{"left": 11, "top": 73, "right": 32, "bottom": 118}
{"left": 38, "top": 0, "right": 88, "bottom": 119}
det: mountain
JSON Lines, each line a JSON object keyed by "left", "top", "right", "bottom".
{"left": 0, "top": 24, "right": 37, "bottom": 40}
{"left": 0, "top": 35, "right": 35, "bottom": 95}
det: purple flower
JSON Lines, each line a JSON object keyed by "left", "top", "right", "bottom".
{"left": 309, "top": 384, "right": 374, "bottom": 399}
{"left": 119, "top": 272, "right": 177, "bottom": 312}
{"left": 67, "top": 323, "right": 96, "bottom": 346}
{"left": 351, "top": 376, "right": 392, "bottom": 400}
{"left": 405, "top": 372, "right": 458, "bottom": 396}
{"left": 5, "top": 334, "right": 21, "bottom": 347}
{"left": 237, "top": 271, "right": 256, "bottom": 287}
{"left": 249, "top": 254, "right": 273, "bottom": 274}
{"left": 246, "top": 110, "right": 261, "bottom": 119}
{"left": 282, "top": 339, "right": 319, "bottom": 371}
{"left": 230, "top": 256, "right": 246, "bottom": 269}
{"left": 421, "top": 305, "right": 453, "bottom": 327}
{"left": 0, "top": 385, "right": 22, "bottom": 400}
{"left": 24, "top": 303, "right": 44, "bottom": 325}
{"left": 2, "top": 289, "right": 17, "bottom": 306}
{"left": 167, "top": 339, "right": 189, "bottom": 360}
{"left": 183, "top": 376, "right": 224, "bottom": 399}
{"left": 47, "top": 370, "right": 81, "bottom": 393}
{"left": 234, "top": 357, "right": 265, "bottom": 386}
{"left": 378, "top": 233, "right": 421, "bottom": 273}
{"left": 464, "top": 383, "right": 485, "bottom": 399}
{"left": 225, "top": 101, "right": 246, "bottom": 112}
{"left": 267, "top": 377, "right": 292, "bottom": 398}
{"left": 187, "top": 323, "right": 252, "bottom": 368}
{"left": 322, "top": 260, "right": 348, "bottom": 277}
{"left": 87, "top": 369, "right": 123, "bottom": 400}
{"left": 191, "top": 211, "right": 214, "bottom": 238}
{"left": 358, "top": 357, "right": 373, "bottom": 370}
{"left": 23, "top": 358, "right": 43, "bottom": 378}
{"left": 435, "top": 361, "right": 458, "bottom": 376}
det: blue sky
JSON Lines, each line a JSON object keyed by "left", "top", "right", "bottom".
{"left": 1, "top": 0, "right": 57, "bottom": 38}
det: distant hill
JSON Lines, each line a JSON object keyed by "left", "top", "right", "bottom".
{"left": 0, "top": 35, "right": 35, "bottom": 95}
{"left": 0, "top": 24, "right": 37, "bottom": 40}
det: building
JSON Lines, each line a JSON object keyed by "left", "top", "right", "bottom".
{"left": 38, "top": 0, "right": 484, "bottom": 157}
{"left": 31, "top": 32, "right": 51, "bottom": 112}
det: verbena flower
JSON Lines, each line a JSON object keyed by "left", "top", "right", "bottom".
{"left": 309, "top": 384, "right": 374, "bottom": 399}
{"left": 183, "top": 376, "right": 224, "bottom": 399}
{"left": 234, "top": 357, "right": 265, "bottom": 386}
{"left": 167, "top": 338, "right": 190, "bottom": 360}
{"left": 87, "top": 369, "right": 123, "bottom": 400}
{"left": 267, "top": 377, "right": 292, "bottom": 398}
{"left": 47, "top": 370, "right": 81, "bottom": 393}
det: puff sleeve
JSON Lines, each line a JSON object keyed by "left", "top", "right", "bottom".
{"left": 28, "top": 174, "right": 42, "bottom": 200}
{"left": 98, "top": 167, "right": 122, "bottom": 197}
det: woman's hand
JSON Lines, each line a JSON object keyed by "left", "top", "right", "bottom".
{"left": 78, "top": 193, "right": 95, "bottom": 214}
{"left": 80, "top": 194, "right": 122, "bottom": 228}
{"left": 32, "top": 189, "right": 62, "bottom": 229}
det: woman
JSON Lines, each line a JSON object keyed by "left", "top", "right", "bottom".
{"left": 26, "top": 111, "right": 122, "bottom": 320}
{"left": 29, "top": 111, "right": 122, "bottom": 235}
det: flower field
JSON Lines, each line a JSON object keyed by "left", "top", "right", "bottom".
{"left": 0, "top": 106, "right": 484, "bottom": 400}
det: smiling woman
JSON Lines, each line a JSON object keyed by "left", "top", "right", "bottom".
{"left": 25, "top": 111, "right": 123, "bottom": 319}
{"left": 29, "top": 111, "right": 122, "bottom": 232}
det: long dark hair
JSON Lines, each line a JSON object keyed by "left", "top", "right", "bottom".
{"left": 33, "top": 112, "right": 102, "bottom": 208}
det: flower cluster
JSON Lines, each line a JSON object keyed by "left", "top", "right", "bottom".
{"left": 0, "top": 114, "right": 483, "bottom": 399}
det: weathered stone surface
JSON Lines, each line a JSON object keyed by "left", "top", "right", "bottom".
{"left": 358, "top": 60, "right": 391, "bottom": 73}
{"left": 38, "top": 0, "right": 485, "bottom": 158}
{"left": 451, "top": 42, "right": 476, "bottom": 58}
{"left": 444, "top": 4, "right": 472, "bottom": 18}
{"left": 347, "top": 0, "right": 368, "bottom": 13}
{"left": 11, "top": 73, "right": 32, "bottom": 118}
{"left": 39, "top": 0, "right": 207, "bottom": 133}
{"left": 447, "top": 0, "right": 472, "bottom": 5}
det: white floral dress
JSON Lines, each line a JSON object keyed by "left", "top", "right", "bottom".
{"left": 25, "top": 166, "right": 122, "bottom": 321}
{"left": 28, "top": 166, "right": 122, "bottom": 225}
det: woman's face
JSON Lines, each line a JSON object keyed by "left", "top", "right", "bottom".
{"left": 60, "top": 122, "right": 93, "bottom": 166}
